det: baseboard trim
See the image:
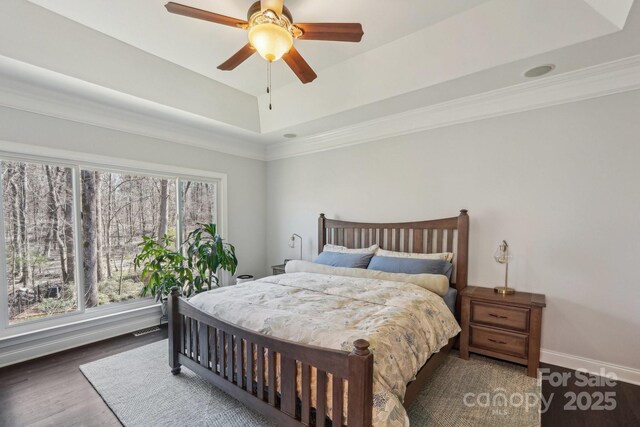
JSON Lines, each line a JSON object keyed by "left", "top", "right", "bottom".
{"left": 0, "top": 305, "right": 161, "bottom": 368}
{"left": 541, "top": 348, "right": 640, "bottom": 386}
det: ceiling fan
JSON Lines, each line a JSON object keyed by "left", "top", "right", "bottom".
{"left": 164, "top": 0, "right": 364, "bottom": 84}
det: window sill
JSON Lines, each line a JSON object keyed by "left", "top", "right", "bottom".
{"left": 1, "top": 299, "right": 157, "bottom": 339}
{"left": 0, "top": 301, "right": 162, "bottom": 367}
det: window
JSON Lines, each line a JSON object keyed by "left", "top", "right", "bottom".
{"left": 80, "top": 170, "right": 177, "bottom": 308}
{"left": 2, "top": 160, "right": 78, "bottom": 324}
{"left": 0, "top": 153, "right": 224, "bottom": 331}
{"left": 179, "top": 180, "right": 217, "bottom": 242}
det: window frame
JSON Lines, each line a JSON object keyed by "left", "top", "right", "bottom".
{"left": 0, "top": 148, "right": 227, "bottom": 338}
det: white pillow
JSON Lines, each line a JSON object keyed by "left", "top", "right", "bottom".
{"left": 285, "top": 260, "right": 449, "bottom": 296}
{"left": 375, "top": 248, "right": 454, "bottom": 262}
{"left": 323, "top": 244, "right": 379, "bottom": 254}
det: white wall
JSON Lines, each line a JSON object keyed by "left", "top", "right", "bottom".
{"left": 0, "top": 106, "right": 268, "bottom": 279}
{"left": 266, "top": 90, "right": 640, "bottom": 374}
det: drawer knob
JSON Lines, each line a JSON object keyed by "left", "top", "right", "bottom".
{"left": 488, "top": 338, "right": 507, "bottom": 345}
{"left": 489, "top": 313, "right": 508, "bottom": 319}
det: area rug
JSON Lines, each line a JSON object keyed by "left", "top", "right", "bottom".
{"left": 80, "top": 340, "right": 540, "bottom": 427}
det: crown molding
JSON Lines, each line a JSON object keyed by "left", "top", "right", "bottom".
{"left": 265, "top": 55, "right": 640, "bottom": 161}
{"left": 2, "top": 54, "right": 640, "bottom": 163}
{"left": 0, "top": 56, "right": 267, "bottom": 161}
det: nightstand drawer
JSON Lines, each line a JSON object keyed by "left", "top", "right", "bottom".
{"left": 471, "top": 301, "right": 529, "bottom": 332}
{"left": 470, "top": 325, "right": 528, "bottom": 358}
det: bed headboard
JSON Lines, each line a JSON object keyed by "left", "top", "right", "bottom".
{"left": 318, "top": 210, "right": 469, "bottom": 312}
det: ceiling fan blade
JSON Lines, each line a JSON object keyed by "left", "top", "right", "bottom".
{"left": 217, "top": 43, "right": 256, "bottom": 70}
{"left": 261, "top": 0, "right": 284, "bottom": 16}
{"left": 165, "top": 2, "right": 247, "bottom": 28}
{"left": 282, "top": 46, "right": 317, "bottom": 84}
{"left": 295, "top": 23, "right": 364, "bottom": 42}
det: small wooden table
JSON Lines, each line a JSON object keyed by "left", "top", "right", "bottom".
{"left": 460, "top": 286, "right": 546, "bottom": 378}
{"left": 271, "top": 264, "right": 286, "bottom": 275}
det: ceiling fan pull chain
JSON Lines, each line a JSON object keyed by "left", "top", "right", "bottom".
{"left": 266, "top": 61, "right": 270, "bottom": 94}
{"left": 268, "top": 60, "right": 273, "bottom": 110}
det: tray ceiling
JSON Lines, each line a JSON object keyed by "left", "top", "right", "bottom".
{"left": 1, "top": 0, "right": 637, "bottom": 157}
{"left": 26, "top": 0, "right": 491, "bottom": 96}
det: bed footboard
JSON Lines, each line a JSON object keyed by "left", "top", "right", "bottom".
{"left": 168, "top": 287, "right": 374, "bottom": 427}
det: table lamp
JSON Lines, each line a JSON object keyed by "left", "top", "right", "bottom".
{"left": 494, "top": 240, "right": 515, "bottom": 295}
{"left": 288, "top": 233, "right": 302, "bottom": 260}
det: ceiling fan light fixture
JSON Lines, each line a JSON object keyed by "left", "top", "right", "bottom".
{"left": 248, "top": 22, "right": 293, "bottom": 62}
{"left": 165, "top": 1, "right": 362, "bottom": 85}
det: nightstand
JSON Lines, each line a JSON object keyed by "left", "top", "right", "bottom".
{"left": 271, "top": 264, "right": 286, "bottom": 275}
{"left": 460, "top": 286, "right": 546, "bottom": 378}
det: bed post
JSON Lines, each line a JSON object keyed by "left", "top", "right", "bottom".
{"left": 168, "top": 286, "right": 182, "bottom": 375}
{"left": 347, "top": 339, "right": 374, "bottom": 427}
{"left": 455, "top": 209, "right": 469, "bottom": 315}
{"left": 318, "top": 213, "right": 326, "bottom": 255}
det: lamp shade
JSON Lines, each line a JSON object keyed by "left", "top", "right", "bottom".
{"left": 493, "top": 240, "right": 512, "bottom": 264}
{"left": 248, "top": 23, "right": 293, "bottom": 62}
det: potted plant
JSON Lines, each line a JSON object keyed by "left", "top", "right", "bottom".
{"left": 134, "top": 234, "right": 190, "bottom": 319}
{"left": 134, "top": 224, "right": 238, "bottom": 319}
{"left": 184, "top": 223, "right": 238, "bottom": 296}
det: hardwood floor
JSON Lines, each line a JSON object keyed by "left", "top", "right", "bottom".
{"left": 0, "top": 327, "right": 167, "bottom": 427}
{"left": 540, "top": 362, "right": 640, "bottom": 426}
{"left": 0, "top": 328, "right": 638, "bottom": 426}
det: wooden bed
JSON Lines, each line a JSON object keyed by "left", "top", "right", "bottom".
{"left": 168, "top": 209, "right": 469, "bottom": 426}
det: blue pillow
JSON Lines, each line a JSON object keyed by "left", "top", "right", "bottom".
{"left": 314, "top": 252, "right": 373, "bottom": 269}
{"left": 367, "top": 256, "right": 453, "bottom": 280}
{"left": 443, "top": 287, "right": 458, "bottom": 314}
